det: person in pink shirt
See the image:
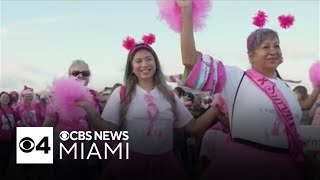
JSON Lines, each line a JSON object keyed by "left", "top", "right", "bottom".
{"left": 16, "top": 86, "right": 43, "bottom": 127}
{"left": 43, "top": 60, "right": 101, "bottom": 132}
{"left": 36, "top": 91, "right": 48, "bottom": 121}
{"left": 0, "top": 91, "right": 19, "bottom": 178}
{"left": 43, "top": 59, "right": 101, "bottom": 179}
{"left": 9, "top": 91, "right": 19, "bottom": 111}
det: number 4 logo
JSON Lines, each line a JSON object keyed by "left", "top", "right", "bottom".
{"left": 17, "top": 127, "right": 53, "bottom": 164}
{"left": 36, "top": 137, "right": 50, "bottom": 154}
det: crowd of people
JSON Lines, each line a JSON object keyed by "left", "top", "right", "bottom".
{"left": 1, "top": 0, "right": 320, "bottom": 179}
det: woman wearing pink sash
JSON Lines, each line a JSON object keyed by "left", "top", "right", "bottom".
{"left": 176, "top": 0, "right": 320, "bottom": 179}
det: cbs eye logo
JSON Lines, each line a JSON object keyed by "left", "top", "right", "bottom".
{"left": 19, "top": 136, "right": 50, "bottom": 154}
{"left": 16, "top": 127, "right": 53, "bottom": 164}
{"left": 59, "top": 131, "right": 69, "bottom": 141}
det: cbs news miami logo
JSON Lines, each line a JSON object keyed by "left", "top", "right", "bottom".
{"left": 16, "top": 127, "right": 53, "bottom": 164}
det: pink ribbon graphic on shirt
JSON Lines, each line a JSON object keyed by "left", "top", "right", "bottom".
{"left": 271, "top": 120, "right": 281, "bottom": 136}
{"left": 144, "top": 93, "right": 160, "bottom": 136}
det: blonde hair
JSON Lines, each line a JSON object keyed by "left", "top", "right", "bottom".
{"left": 68, "top": 59, "right": 89, "bottom": 74}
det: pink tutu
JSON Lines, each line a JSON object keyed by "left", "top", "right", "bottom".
{"left": 202, "top": 140, "right": 306, "bottom": 180}
{"left": 103, "top": 150, "right": 186, "bottom": 180}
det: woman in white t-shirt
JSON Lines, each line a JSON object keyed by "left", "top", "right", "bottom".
{"left": 176, "top": 0, "right": 320, "bottom": 179}
{"left": 77, "top": 34, "right": 218, "bottom": 179}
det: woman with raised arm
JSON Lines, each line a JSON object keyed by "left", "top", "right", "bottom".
{"left": 176, "top": 0, "right": 320, "bottom": 179}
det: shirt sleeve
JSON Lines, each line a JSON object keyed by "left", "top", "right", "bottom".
{"left": 181, "top": 52, "right": 226, "bottom": 94}
{"left": 173, "top": 93, "right": 194, "bottom": 128}
{"left": 101, "top": 86, "right": 121, "bottom": 125}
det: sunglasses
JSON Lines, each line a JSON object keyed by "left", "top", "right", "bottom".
{"left": 70, "top": 71, "right": 90, "bottom": 77}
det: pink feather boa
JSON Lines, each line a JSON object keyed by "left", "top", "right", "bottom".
{"left": 157, "top": 0, "right": 212, "bottom": 33}
{"left": 48, "top": 76, "right": 93, "bottom": 121}
{"left": 309, "top": 61, "right": 320, "bottom": 86}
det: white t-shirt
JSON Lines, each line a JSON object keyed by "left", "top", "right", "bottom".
{"left": 221, "top": 66, "right": 302, "bottom": 149}
{"left": 101, "top": 85, "right": 194, "bottom": 155}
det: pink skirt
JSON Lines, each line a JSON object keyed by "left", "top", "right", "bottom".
{"left": 202, "top": 140, "right": 306, "bottom": 180}
{"left": 102, "top": 150, "right": 186, "bottom": 180}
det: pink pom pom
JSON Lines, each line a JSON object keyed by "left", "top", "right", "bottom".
{"left": 278, "top": 14, "right": 295, "bottom": 29}
{"left": 157, "top": 0, "right": 212, "bottom": 33}
{"left": 122, "top": 36, "right": 136, "bottom": 51}
{"left": 252, "top": 10, "right": 267, "bottom": 28}
{"left": 309, "top": 61, "right": 320, "bottom": 86}
{"left": 142, "top": 33, "right": 156, "bottom": 45}
{"left": 50, "top": 76, "right": 93, "bottom": 121}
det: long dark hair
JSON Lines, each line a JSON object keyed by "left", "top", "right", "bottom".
{"left": 119, "top": 44, "right": 177, "bottom": 130}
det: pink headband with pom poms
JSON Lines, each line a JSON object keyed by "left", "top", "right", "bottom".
{"left": 252, "top": 10, "right": 295, "bottom": 29}
{"left": 122, "top": 33, "right": 156, "bottom": 53}
{"left": 249, "top": 10, "right": 295, "bottom": 65}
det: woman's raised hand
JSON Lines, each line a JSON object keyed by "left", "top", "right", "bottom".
{"left": 176, "top": 0, "right": 193, "bottom": 9}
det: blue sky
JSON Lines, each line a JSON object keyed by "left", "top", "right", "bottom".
{"left": 1, "top": 0, "right": 319, "bottom": 93}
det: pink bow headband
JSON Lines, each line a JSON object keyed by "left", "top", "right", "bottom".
{"left": 122, "top": 33, "right": 156, "bottom": 52}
